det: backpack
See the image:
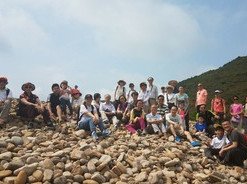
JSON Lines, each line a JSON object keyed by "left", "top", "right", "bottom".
{"left": 6, "top": 88, "right": 10, "bottom": 97}
{"left": 77, "top": 104, "right": 95, "bottom": 123}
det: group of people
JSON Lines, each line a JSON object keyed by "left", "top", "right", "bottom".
{"left": 0, "top": 76, "right": 247, "bottom": 167}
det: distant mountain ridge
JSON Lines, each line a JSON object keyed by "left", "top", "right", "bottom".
{"left": 178, "top": 56, "right": 247, "bottom": 118}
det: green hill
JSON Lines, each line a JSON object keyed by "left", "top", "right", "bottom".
{"left": 178, "top": 56, "right": 247, "bottom": 119}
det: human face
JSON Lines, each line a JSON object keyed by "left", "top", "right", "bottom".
{"left": 198, "top": 117, "right": 204, "bottom": 123}
{"left": 141, "top": 85, "right": 147, "bottom": 91}
{"left": 73, "top": 93, "right": 80, "bottom": 99}
{"left": 132, "top": 94, "right": 138, "bottom": 101}
{"left": 198, "top": 85, "right": 203, "bottom": 90}
{"left": 24, "top": 85, "right": 33, "bottom": 92}
{"left": 119, "top": 96, "right": 126, "bottom": 103}
{"left": 199, "top": 105, "right": 206, "bottom": 112}
{"left": 179, "top": 87, "right": 184, "bottom": 93}
{"left": 52, "top": 86, "right": 60, "bottom": 94}
{"left": 0, "top": 81, "right": 6, "bottom": 90}
{"left": 61, "top": 84, "right": 67, "bottom": 90}
{"left": 136, "top": 101, "right": 143, "bottom": 109}
{"left": 215, "top": 129, "right": 224, "bottom": 138}
{"left": 233, "top": 97, "right": 239, "bottom": 103}
{"left": 171, "top": 107, "right": 177, "bottom": 115}
{"left": 222, "top": 121, "right": 232, "bottom": 132}
{"left": 105, "top": 95, "right": 111, "bottom": 102}
{"left": 151, "top": 105, "right": 157, "bottom": 114}
{"left": 85, "top": 97, "right": 92, "bottom": 105}
{"left": 158, "top": 97, "right": 164, "bottom": 105}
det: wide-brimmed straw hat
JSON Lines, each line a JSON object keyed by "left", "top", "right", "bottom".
{"left": 22, "top": 82, "right": 35, "bottom": 91}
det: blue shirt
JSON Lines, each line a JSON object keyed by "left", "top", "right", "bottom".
{"left": 195, "top": 122, "right": 206, "bottom": 132}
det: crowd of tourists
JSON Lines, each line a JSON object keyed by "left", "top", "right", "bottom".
{"left": 0, "top": 76, "right": 247, "bottom": 167}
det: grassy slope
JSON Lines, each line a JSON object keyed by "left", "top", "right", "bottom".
{"left": 178, "top": 56, "right": 247, "bottom": 119}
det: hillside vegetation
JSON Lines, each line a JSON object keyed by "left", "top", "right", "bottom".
{"left": 178, "top": 56, "right": 247, "bottom": 118}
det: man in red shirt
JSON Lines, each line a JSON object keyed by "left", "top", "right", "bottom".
{"left": 211, "top": 90, "right": 226, "bottom": 124}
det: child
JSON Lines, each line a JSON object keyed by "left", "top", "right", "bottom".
{"left": 178, "top": 103, "right": 186, "bottom": 130}
{"left": 60, "top": 80, "right": 73, "bottom": 118}
{"left": 204, "top": 126, "right": 230, "bottom": 160}
{"left": 194, "top": 114, "right": 206, "bottom": 135}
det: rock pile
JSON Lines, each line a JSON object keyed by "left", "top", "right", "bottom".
{"left": 0, "top": 118, "right": 246, "bottom": 184}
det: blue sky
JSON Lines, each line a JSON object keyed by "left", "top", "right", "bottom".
{"left": 1, "top": 0, "right": 246, "bottom": 100}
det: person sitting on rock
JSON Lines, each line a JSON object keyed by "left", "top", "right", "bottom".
{"left": 146, "top": 104, "right": 166, "bottom": 136}
{"left": 59, "top": 80, "right": 73, "bottom": 118}
{"left": 204, "top": 125, "right": 230, "bottom": 160}
{"left": 219, "top": 121, "right": 247, "bottom": 166}
{"left": 196, "top": 104, "right": 218, "bottom": 137}
{"left": 125, "top": 100, "right": 146, "bottom": 135}
{"left": 92, "top": 93, "right": 102, "bottom": 119}
{"left": 18, "top": 82, "right": 54, "bottom": 128}
{"left": 194, "top": 114, "right": 207, "bottom": 136}
{"left": 78, "top": 94, "right": 110, "bottom": 141}
{"left": 100, "top": 94, "right": 120, "bottom": 131}
{"left": 166, "top": 106, "right": 200, "bottom": 147}
{"left": 71, "top": 88, "right": 83, "bottom": 120}
{"left": 116, "top": 95, "right": 128, "bottom": 124}
{"left": 47, "top": 83, "right": 62, "bottom": 123}
{"left": 0, "top": 77, "right": 13, "bottom": 127}
{"left": 157, "top": 95, "right": 169, "bottom": 127}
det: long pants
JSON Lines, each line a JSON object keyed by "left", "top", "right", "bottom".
{"left": 60, "top": 98, "right": 73, "bottom": 115}
{"left": 101, "top": 111, "right": 119, "bottom": 126}
{"left": 0, "top": 100, "right": 11, "bottom": 120}
{"left": 184, "top": 113, "right": 189, "bottom": 131}
{"left": 78, "top": 117, "right": 105, "bottom": 133}
{"left": 151, "top": 122, "right": 166, "bottom": 133}
{"left": 18, "top": 105, "right": 50, "bottom": 123}
{"left": 126, "top": 118, "right": 146, "bottom": 134}
{"left": 222, "top": 147, "right": 247, "bottom": 166}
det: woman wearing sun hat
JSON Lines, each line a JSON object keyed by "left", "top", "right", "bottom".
{"left": 114, "top": 80, "right": 127, "bottom": 109}
{"left": 0, "top": 77, "right": 13, "bottom": 126}
{"left": 18, "top": 82, "right": 54, "bottom": 128}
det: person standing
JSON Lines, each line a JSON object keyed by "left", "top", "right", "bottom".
{"left": 164, "top": 85, "right": 176, "bottom": 111}
{"left": 114, "top": 80, "right": 126, "bottom": 109}
{"left": 230, "top": 96, "right": 243, "bottom": 129}
{"left": 195, "top": 83, "right": 208, "bottom": 113}
{"left": 210, "top": 90, "right": 226, "bottom": 124}
{"left": 175, "top": 86, "right": 189, "bottom": 131}
{"left": 138, "top": 82, "right": 150, "bottom": 113}
{"left": 147, "top": 77, "right": 158, "bottom": 106}
{"left": 127, "top": 83, "right": 136, "bottom": 103}
{"left": 0, "top": 77, "right": 12, "bottom": 126}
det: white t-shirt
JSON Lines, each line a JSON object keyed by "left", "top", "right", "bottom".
{"left": 164, "top": 93, "right": 176, "bottom": 105}
{"left": 148, "top": 85, "right": 158, "bottom": 99}
{"left": 146, "top": 113, "right": 162, "bottom": 122}
{"left": 100, "top": 102, "right": 116, "bottom": 113}
{"left": 79, "top": 104, "right": 97, "bottom": 119}
{"left": 0, "top": 88, "right": 13, "bottom": 101}
{"left": 166, "top": 113, "right": 182, "bottom": 127}
{"left": 211, "top": 135, "right": 230, "bottom": 149}
{"left": 138, "top": 90, "right": 150, "bottom": 105}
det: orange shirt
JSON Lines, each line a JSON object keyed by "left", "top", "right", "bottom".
{"left": 196, "top": 89, "right": 208, "bottom": 106}
{"left": 211, "top": 97, "right": 225, "bottom": 113}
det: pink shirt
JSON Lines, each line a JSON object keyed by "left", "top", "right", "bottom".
{"left": 211, "top": 97, "right": 225, "bottom": 113}
{"left": 196, "top": 89, "right": 208, "bottom": 106}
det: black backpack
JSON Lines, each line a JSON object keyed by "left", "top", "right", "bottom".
{"left": 6, "top": 88, "right": 10, "bottom": 97}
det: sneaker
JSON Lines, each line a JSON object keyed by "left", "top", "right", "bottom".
{"left": 102, "top": 129, "right": 111, "bottom": 137}
{"left": 191, "top": 141, "right": 201, "bottom": 147}
{"left": 27, "top": 122, "right": 34, "bottom": 129}
{"left": 175, "top": 136, "right": 181, "bottom": 143}
{"left": 91, "top": 131, "right": 99, "bottom": 141}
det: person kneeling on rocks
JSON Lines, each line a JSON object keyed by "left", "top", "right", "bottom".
{"left": 78, "top": 94, "right": 110, "bottom": 141}
{"left": 219, "top": 121, "right": 247, "bottom": 167}
{"left": 18, "top": 82, "right": 54, "bottom": 129}
{"left": 166, "top": 106, "right": 201, "bottom": 147}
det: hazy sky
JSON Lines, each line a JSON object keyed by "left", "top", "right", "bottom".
{"left": 1, "top": 0, "right": 247, "bottom": 100}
